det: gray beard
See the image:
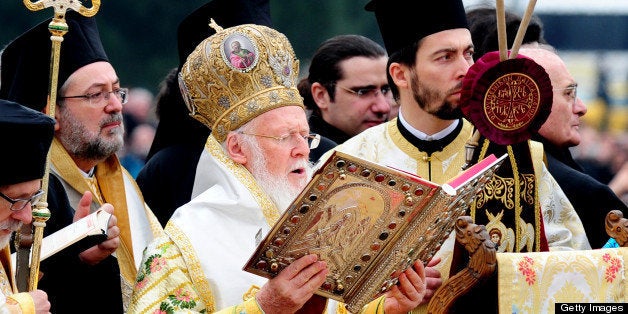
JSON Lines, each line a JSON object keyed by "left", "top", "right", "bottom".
{"left": 58, "top": 108, "right": 124, "bottom": 160}
{"left": 0, "top": 219, "right": 23, "bottom": 248}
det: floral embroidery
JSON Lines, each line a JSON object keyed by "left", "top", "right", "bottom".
{"left": 174, "top": 288, "right": 193, "bottom": 303}
{"left": 602, "top": 253, "right": 621, "bottom": 283}
{"left": 150, "top": 256, "right": 167, "bottom": 273}
{"left": 517, "top": 256, "right": 536, "bottom": 285}
{"left": 135, "top": 253, "right": 166, "bottom": 288}
{"left": 135, "top": 276, "right": 149, "bottom": 290}
{"left": 153, "top": 289, "right": 206, "bottom": 314}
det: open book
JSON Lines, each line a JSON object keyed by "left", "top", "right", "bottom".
{"left": 39, "top": 208, "right": 112, "bottom": 261}
{"left": 243, "top": 151, "right": 506, "bottom": 312}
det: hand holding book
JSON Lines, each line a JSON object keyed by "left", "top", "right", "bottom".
{"left": 41, "top": 191, "right": 118, "bottom": 263}
{"left": 76, "top": 204, "right": 119, "bottom": 266}
{"left": 244, "top": 151, "right": 506, "bottom": 312}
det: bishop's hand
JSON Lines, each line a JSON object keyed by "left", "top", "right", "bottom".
{"left": 74, "top": 191, "right": 120, "bottom": 265}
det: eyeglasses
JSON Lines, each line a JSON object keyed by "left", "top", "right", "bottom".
{"left": 0, "top": 189, "right": 45, "bottom": 211}
{"left": 59, "top": 88, "right": 129, "bottom": 107}
{"left": 238, "top": 131, "right": 321, "bottom": 149}
{"left": 336, "top": 84, "right": 391, "bottom": 98}
{"left": 553, "top": 85, "right": 577, "bottom": 106}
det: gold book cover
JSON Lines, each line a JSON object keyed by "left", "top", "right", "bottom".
{"left": 244, "top": 151, "right": 506, "bottom": 312}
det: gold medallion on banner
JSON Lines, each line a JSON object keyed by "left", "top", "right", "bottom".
{"left": 483, "top": 73, "right": 540, "bottom": 131}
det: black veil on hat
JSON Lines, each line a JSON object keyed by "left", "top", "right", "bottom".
{"left": 0, "top": 10, "right": 108, "bottom": 112}
{"left": 365, "top": 0, "right": 469, "bottom": 55}
{"left": 147, "top": 0, "right": 273, "bottom": 159}
{"left": 0, "top": 99, "right": 55, "bottom": 186}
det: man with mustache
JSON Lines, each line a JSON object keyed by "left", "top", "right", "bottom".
{"left": 0, "top": 11, "right": 163, "bottom": 313}
{"left": 0, "top": 100, "right": 54, "bottom": 314}
{"left": 128, "top": 22, "right": 431, "bottom": 314}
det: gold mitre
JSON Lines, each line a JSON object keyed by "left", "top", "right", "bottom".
{"left": 179, "top": 21, "right": 303, "bottom": 142}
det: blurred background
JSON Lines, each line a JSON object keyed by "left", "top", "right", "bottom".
{"left": 1, "top": 0, "right": 626, "bottom": 183}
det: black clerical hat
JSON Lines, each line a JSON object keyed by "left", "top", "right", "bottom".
{"left": 177, "top": 0, "right": 272, "bottom": 69}
{"left": 0, "top": 11, "right": 108, "bottom": 112}
{"left": 0, "top": 99, "right": 55, "bottom": 186}
{"left": 365, "top": 0, "right": 469, "bottom": 55}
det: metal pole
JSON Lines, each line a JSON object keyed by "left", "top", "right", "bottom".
{"left": 20, "top": 0, "right": 100, "bottom": 291}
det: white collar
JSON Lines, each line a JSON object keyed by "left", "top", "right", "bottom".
{"left": 81, "top": 167, "right": 96, "bottom": 178}
{"left": 398, "top": 111, "right": 459, "bottom": 141}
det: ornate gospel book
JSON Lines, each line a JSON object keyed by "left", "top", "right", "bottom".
{"left": 244, "top": 151, "right": 506, "bottom": 312}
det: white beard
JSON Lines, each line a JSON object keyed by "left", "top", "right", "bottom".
{"left": 247, "top": 141, "right": 313, "bottom": 212}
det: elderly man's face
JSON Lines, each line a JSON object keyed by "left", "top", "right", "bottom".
{"left": 521, "top": 49, "right": 587, "bottom": 147}
{"left": 56, "top": 61, "right": 125, "bottom": 170}
{"left": 251, "top": 106, "right": 310, "bottom": 183}
{"left": 0, "top": 180, "right": 38, "bottom": 248}
{"left": 239, "top": 106, "right": 312, "bottom": 203}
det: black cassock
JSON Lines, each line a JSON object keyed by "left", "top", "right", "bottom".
{"left": 38, "top": 173, "right": 123, "bottom": 314}
{"left": 539, "top": 137, "right": 627, "bottom": 249}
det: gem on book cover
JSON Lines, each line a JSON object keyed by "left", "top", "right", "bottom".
{"left": 334, "top": 282, "right": 345, "bottom": 294}
{"left": 348, "top": 164, "right": 358, "bottom": 172}
{"left": 388, "top": 179, "right": 396, "bottom": 186}
{"left": 290, "top": 215, "right": 300, "bottom": 224}
{"left": 379, "top": 232, "right": 389, "bottom": 241}
{"left": 371, "top": 242, "right": 381, "bottom": 251}
{"left": 299, "top": 205, "right": 310, "bottom": 214}
{"left": 404, "top": 196, "right": 414, "bottom": 206}
{"left": 336, "top": 159, "right": 346, "bottom": 168}
{"left": 256, "top": 260, "right": 267, "bottom": 270}
{"left": 322, "top": 281, "right": 332, "bottom": 290}
{"left": 270, "top": 261, "right": 279, "bottom": 272}
{"left": 407, "top": 248, "right": 415, "bottom": 257}
{"left": 375, "top": 173, "right": 385, "bottom": 182}
{"left": 361, "top": 169, "right": 371, "bottom": 177}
